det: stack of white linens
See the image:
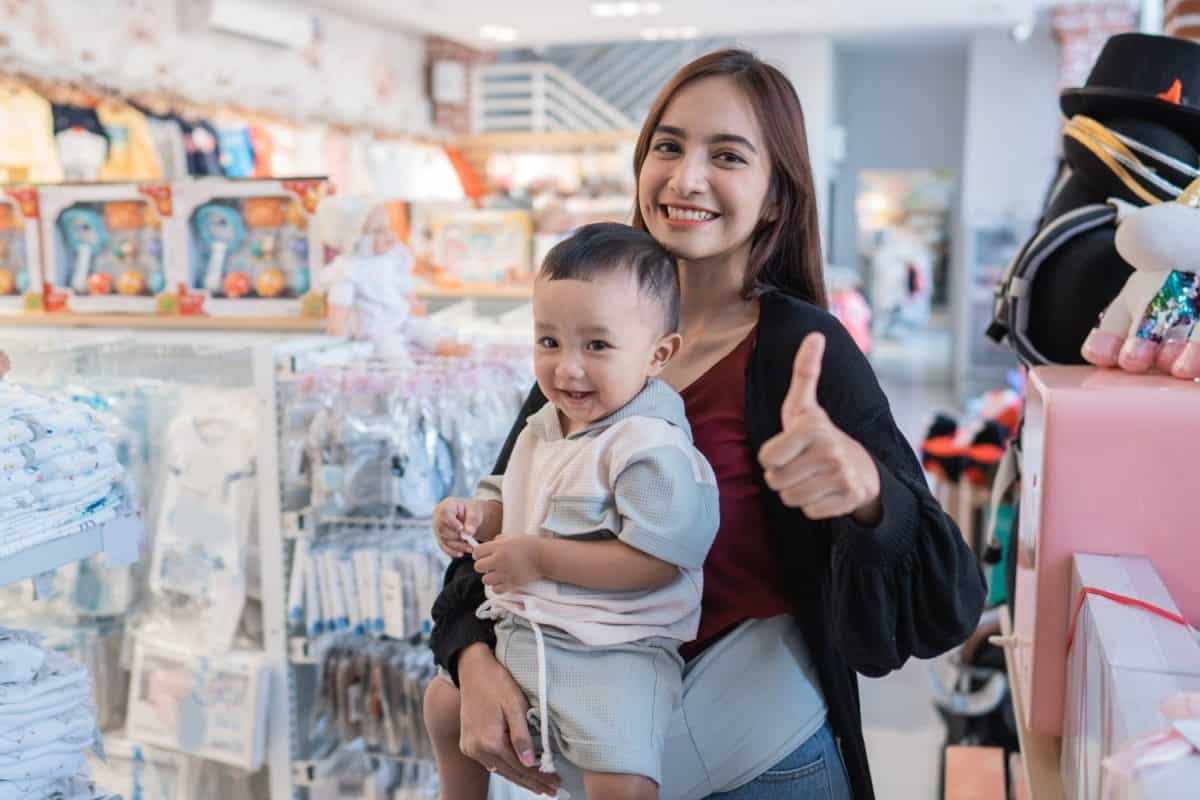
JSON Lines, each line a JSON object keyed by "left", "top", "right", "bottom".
{"left": 0, "top": 627, "right": 112, "bottom": 800}
{"left": 0, "top": 383, "right": 128, "bottom": 559}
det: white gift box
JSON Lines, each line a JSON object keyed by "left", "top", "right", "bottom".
{"left": 1062, "top": 554, "right": 1200, "bottom": 800}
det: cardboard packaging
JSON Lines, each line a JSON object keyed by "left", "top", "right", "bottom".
{"left": 1015, "top": 367, "right": 1200, "bottom": 735}
{"left": 36, "top": 183, "right": 174, "bottom": 313}
{"left": 0, "top": 186, "right": 44, "bottom": 313}
{"left": 1062, "top": 554, "right": 1200, "bottom": 800}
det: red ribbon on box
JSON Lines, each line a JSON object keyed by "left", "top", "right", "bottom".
{"left": 1066, "top": 586, "right": 1192, "bottom": 655}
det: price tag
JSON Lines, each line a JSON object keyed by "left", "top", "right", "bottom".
{"left": 103, "top": 514, "right": 145, "bottom": 567}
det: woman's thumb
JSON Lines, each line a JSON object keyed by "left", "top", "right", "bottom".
{"left": 504, "top": 704, "right": 537, "bottom": 767}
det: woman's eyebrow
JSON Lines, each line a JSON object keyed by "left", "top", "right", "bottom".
{"left": 654, "top": 125, "right": 758, "bottom": 154}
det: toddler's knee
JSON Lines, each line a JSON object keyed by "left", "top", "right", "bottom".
{"left": 423, "top": 678, "right": 462, "bottom": 742}
{"left": 584, "top": 772, "right": 659, "bottom": 800}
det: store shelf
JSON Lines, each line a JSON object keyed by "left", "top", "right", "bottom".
{"left": 0, "top": 514, "right": 141, "bottom": 587}
{"left": 0, "top": 312, "right": 327, "bottom": 333}
{"left": 455, "top": 130, "right": 638, "bottom": 152}
{"left": 283, "top": 508, "right": 432, "bottom": 539}
{"left": 416, "top": 284, "right": 532, "bottom": 301}
{"left": 998, "top": 605, "right": 1065, "bottom": 800}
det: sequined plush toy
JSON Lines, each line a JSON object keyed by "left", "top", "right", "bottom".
{"left": 1082, "top": 177, "right": 1200, "bottom": 378}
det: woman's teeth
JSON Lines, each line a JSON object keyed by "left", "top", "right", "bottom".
{"left": 665, "top": 206, "right": 716, "bottom": 222}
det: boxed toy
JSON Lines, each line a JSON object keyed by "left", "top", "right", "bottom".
{"left": 37, "top": 183, "right": 173, "bottom": 313}
{"left": 410, "top": 204, "right": 532, "bottom": 285}
{"left": 126, "top": 638, "right": 271, "bottom": 771}
{"left": 171, "top": 178, "right": 328, "bottom": 316}
{"left": 0, "top": 186, "right": 44, "bottom": 313}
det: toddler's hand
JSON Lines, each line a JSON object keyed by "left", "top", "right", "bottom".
{"left": 433, "top": 497, "right": 484, "bottom": 559}
{"left": 473, "top": 536, "right": 543, "bottom": 594}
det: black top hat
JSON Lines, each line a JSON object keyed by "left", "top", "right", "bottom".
{"left": 1061, "top": 33, "right": 1200, "bottom": 141}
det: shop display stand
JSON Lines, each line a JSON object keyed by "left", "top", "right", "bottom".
{"left": 0, "top": 513, "right": 142, "bottom": 587}
{"left": 998, "top": 605, "right": 1064, "bottom": 800}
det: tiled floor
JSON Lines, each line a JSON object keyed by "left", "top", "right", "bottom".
{"left": 860, "top": 316, "right": 957, "bottom": 800}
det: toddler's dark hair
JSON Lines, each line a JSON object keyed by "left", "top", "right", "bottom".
{"left": 540, "top": 222, "right": 680, "bottom": 333}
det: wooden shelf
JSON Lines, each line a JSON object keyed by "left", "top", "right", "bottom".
{"left": 999, "top": 605, "right": 1065, "bottom": 800}
{"left": 0, "top": 312, "right": 327, "bottom": 332}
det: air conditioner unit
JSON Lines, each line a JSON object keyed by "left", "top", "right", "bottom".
{"left": 206, "top": 0, "right": 314, "bottom": 49}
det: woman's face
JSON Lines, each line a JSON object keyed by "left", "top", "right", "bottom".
{"left": 638, "top": 76, "right": 774, "bottom": 270}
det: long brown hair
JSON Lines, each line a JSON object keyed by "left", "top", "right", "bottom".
{"left": 631, "top": 49, "right": 828, "bottom": 309}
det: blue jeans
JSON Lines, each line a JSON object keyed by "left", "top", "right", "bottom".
{"left": 704, "top": 720, "right": 852, "bottom": 800}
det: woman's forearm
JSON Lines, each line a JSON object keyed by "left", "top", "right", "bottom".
{"left": 536, "top": 538, "right": 678, "bottom": 592}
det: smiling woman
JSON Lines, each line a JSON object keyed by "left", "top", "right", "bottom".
{"left": 429, "top": 48, "right": 985, "bottom": 800}
{"left": 632, "top": 51, "right": 827, "bottom": 308}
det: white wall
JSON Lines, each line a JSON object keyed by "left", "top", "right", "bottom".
{"left": 830, "top": 43, "right": 970, "bottom": 272}
{"left": 0, "top": 0, "right": 430, "bottom": 133}
{"left": 739, "top": 35, "right": 837, "bottom": 256}
{"left": 952, "top": 26, "right": 1062, "bottom": 394}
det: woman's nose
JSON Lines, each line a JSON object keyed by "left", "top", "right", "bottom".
{"left": 669, "top": 155, "right": 708, "bottom": 197}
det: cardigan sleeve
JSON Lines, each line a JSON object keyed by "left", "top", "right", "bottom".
{"left": 429, "top": 384, "right": 548, "bottom": 683}
{"left": 760, "top": 297, "right": 986, "bottom": 678}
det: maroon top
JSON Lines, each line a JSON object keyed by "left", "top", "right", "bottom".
{"left": 679, "top": 327, "right": 794, "bottom": 661}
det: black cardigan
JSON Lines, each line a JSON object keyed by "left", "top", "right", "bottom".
{"left": 430, "top": 290, "right": 987, "bottom": 800}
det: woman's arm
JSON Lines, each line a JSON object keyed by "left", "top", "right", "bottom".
{"left": 758, "top": 302, "right": 986, "bottom": 677}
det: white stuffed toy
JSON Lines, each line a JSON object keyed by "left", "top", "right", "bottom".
{"left": 316, "top": 194, "right": 468, "bottom": 360}
{"left": 1081, "top": 178, "right": 1200, "bottom": 377}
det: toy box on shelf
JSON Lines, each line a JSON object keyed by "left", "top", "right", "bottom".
{"left": 170, "top": 178, "right": 329, "bottom": 317}
{"left": 0, "top": 186, "right": 43, "bottom": 313}
{"left": 1013, "top": 366, "right": 1200, "bottom": 736}
{"left": 37, "top": 183, "right": 173, "bottom": 313}
{"left": 410, "top": 204, "right": 533, "bottom": 286}
{"left": 1062, "top": 554, "right": 1200, "bottom": 800}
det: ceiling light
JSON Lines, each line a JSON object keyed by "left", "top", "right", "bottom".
{"left": 617, "top": 2, "right": 641, "bottom": 15}
{"left": 640, "top": 28, "right": 661, "bottom": 40}
{"left": 590, "top": 2, "right": 617, "bottom": 16}
{"left": 679, "top": 26, "right": 698, "bottom": 38}
{"left": 643, "top": 1, "right": 662, "bottom": 13}
{"left": 479, "top": 24, "right": 518, "bottom": 42}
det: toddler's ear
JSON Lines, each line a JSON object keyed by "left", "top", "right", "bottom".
{"left": 649, "top": 332, "right": 683, "bottom": 375}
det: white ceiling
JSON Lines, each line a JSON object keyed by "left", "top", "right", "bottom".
{"left": 319, "top": 0, "right": 1038, "bottom": 48}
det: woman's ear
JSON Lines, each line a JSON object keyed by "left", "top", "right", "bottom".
{"left": 649, "top": 332, "right": 683, "bottom": 375}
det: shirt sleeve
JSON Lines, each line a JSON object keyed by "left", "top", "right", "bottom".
{"left": 611, "top": 438, "right": 720, "bottom": 570}
{"left": 474, "top": 473, "right": 503, "bottom": 503}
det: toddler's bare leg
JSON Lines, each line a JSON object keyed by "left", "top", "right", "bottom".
{"left": 583, "top": 770, "right": 659, "bottom": 800}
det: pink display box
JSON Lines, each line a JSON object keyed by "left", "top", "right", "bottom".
{"left": 1014, "top": 367, "right": 1200, "bottom": 736}
{"left": 1061, "top": 555, "right": 1200, "bottom": 800}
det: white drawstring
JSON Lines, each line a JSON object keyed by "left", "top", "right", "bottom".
{"left": 476, "top": 598, "right": 559, "bottom": 776}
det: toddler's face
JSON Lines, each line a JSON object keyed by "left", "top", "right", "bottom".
{"left": 358, "top": 207, "right": 397, "bottom": 256}
{"left": 532, "top": 271, "right": 679, "bottom": 434}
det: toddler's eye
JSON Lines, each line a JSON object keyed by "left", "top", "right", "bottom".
{"left": 538, "top": 337, "right": 558, "bottom": 349}
{"left": 586, "top": 341, "right": 610, "bottom": 352}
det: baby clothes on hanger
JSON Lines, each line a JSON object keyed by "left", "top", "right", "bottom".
{"left": 217, "top": 121, "right": 256, "bottom": 178}
{"left": 96, "top": 101, "right": 162, "bottom": 181}
{"left": 51, "top": 104, "right": 110, "bottom": 183}
{"left": 136, "top": 108, "right": 189, "bottom": 180}
{"left": 0, "top": 86, "right": 64, "bottom": 183}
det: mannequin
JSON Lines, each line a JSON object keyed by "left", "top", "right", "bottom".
{"left": 316, "top": 194, "right": 467, "bottom": 359}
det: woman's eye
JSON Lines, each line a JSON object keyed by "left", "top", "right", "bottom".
{"left": 538, "top": 337, "right": 558, "bottom": 349}
{"left": 716, "top": 151, "right": 747, "bottom": 165}
{"left": 652, "top": 140, "right": 681, "bottom": 154}
{"left": 586, "top": 341, "right": 610, "bottom": 352}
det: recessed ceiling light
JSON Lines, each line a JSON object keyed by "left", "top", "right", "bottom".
{"left": 479, "top": 24, "right": 518, "bottom": 42}
{"left": 590, "top": 2, "right": 616, "bottom": 16}
{"left": 593, "top": 1, "right": 661, "bottom": 16}
{"left": 643, "top": 1, "right": 662, "bottom": 13}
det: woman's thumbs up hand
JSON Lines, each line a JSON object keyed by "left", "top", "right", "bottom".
{"left": 758, "top": 334, "right": 883, "bottom": 524}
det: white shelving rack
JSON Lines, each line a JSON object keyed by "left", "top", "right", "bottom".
{"left": 0, "top": 514, "right": 142, "bottom": 588}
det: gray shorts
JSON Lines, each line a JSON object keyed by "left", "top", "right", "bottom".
{"left": 495, "top": 614, "right": 684, "bottom": 785}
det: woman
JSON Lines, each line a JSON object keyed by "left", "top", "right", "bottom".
{"left": 429, "top": 50, "right": 985, "bottom": 799}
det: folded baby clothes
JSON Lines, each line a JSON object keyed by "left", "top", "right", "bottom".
{"left": 0, "top": 450, "right": 26, "bottom": 474}
{"left": 0, "top": 708, "right": 96, "bottom": 757}
{"left": 32, "top": 464, "right": 122, "bottom": 502}
{"left": 16, "top": 409, "right": 101, "bottom": 440}
{"left": 0, "top": 470, "right": 36, "bottom": 497}
{"left": 0, "top": 505, "right": 119, "bottom": 559}
{"left": 0, "top": 629, "right": 45, "bottom": 684}
{"left": 37, "top": 444, "right": 118, "bottom": 482}
{"left": 0, "top": 492, "right": 34, "bottom": 513}
{"left": 0, "top": 745, "right": 87, "bottom": 783}
{"left": 21, "top": 431, "right": 107, "bottom": 463}
{"left": 0, "top": 421, "right": 33, "bottom": 449}
{"left": 0, "top": 651, "right": 89, "bottom": 705}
